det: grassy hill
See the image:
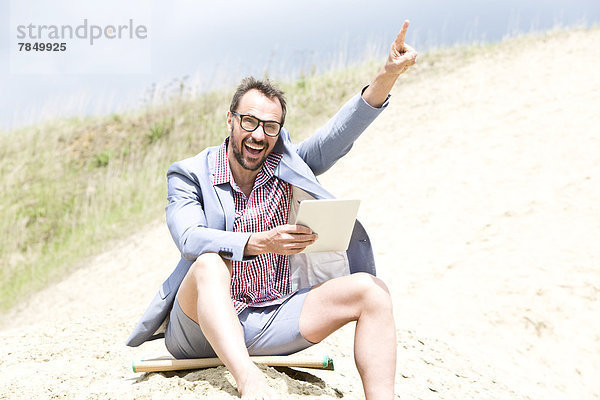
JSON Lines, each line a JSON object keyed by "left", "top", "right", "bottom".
{"left": 0, "top": 59, "right": 387, "bottom": 311}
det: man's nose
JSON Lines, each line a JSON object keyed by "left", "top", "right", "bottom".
{"left": 251, "top": 122, "right": 266, "bottom": 140}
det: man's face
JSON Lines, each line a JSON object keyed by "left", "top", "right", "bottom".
{"left": 227, "top": 89, "right": 282, "bottom": 172}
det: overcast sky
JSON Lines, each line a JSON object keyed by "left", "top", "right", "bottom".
{"left": 1, "top": 0, "right": 599, "bottom": 132}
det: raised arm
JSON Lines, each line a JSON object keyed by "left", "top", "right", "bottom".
{"left": 362, "top": 20, "right": 418, "bottom": 107}
{"left": 296, "top": 20, "right": 418, "bottom": 175}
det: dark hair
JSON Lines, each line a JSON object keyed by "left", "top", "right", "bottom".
{"left": 229, "top": 77, "right": 287, "bottom": 125}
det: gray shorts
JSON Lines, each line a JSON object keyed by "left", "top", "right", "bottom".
{"left": 164, "top": 287, "right": 315, "bottom": 359}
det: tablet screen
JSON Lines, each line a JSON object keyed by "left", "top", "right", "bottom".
{"left": 294, "top": 199, "right": 360, "bottom": 253}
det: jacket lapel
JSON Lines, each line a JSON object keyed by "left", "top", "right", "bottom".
{"left": 275, "top": 130, "right": 335, "bottom": 199}
{"left": 208, "top": 146, "right": 234, "bottom": 231}
{"left": 276, "top": 158, "right": 335, "bottom": 200}
{"left": 214, "top": 184, "right": 235, "bottom": 231}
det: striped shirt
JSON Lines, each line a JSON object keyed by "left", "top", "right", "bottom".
{"left": 213, "top": 138, "right": 293, "bottom": 313}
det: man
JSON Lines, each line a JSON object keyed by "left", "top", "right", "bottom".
{"left": 127, "top": 21, "right": 417, "bottom": 400}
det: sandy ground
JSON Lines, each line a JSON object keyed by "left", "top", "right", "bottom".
{"left": 1, "top": 27, "right": 599, "bottom": 399}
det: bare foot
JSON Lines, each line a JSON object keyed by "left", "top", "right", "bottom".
{"left": 236, "top": 362, "right": 278, "bottom": 400}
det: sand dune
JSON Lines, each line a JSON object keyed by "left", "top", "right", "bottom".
{"left": 1, "top": 27, "right": 599, "bottom": 399}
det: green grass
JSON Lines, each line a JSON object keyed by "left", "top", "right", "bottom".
{"left": 0, "top": 55, "right": 389, "bottom": 311}
{"left": 0, "top": 26, "right": 592, "bottom": 311}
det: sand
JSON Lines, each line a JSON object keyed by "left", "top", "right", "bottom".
{"left": 1, "top": 27, "right": 599, "bottom": 399}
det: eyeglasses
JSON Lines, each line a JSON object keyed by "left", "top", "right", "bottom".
{"left": 231, "top": 112, "right": 282, "bottom": 137}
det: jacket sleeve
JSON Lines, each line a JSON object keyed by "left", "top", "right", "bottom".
{"left": 296, "top": 88, "right": 390, "bottom": 176}
{"left": 165, "top": 162, "right": 253, "bottom": 262}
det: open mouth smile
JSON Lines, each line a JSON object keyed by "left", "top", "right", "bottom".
{"left": 244, "top": 141, "right": 265, "bottom": 157}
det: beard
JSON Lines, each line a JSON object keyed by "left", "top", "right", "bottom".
{"left": 230, "top": 130, "right": 270, "bottom": 171}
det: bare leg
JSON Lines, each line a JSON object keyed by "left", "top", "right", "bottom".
{"left": 177, "top": 253, "right": 275, "bottom": 400}
{"left": 299, "top": 273, "right": 396, "bottom": 400}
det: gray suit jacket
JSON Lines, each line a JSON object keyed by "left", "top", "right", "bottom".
{"left": 126, "top": 89, "right": 389, "bottom": 347}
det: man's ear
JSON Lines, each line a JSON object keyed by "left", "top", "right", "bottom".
{"left": 226, "top": 111, "right": 233, "bottom": 132}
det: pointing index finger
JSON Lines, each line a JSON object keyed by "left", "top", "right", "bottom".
{"left": 394, "top": 20, "right": 410, "bottom": 51}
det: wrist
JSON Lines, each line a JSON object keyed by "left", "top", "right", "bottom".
{"left": 245, "top": 232, "right": 266, "bottom": 256}
{"left": 377, "top": 66, "right": 402, "bottom": 82}
{"left": 362, "top": 69, "right": 398, "bottom": 108}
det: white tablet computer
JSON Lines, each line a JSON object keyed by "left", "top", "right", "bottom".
{"left": 294, "top": 199, "right": 360, "bottom": 253}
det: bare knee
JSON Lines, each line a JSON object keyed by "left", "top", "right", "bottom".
{"left": 349, "top": 273, "right": 393, "bottom": 314}
{"left": 188, "top": 253, "right": 232, "bottom": 287}
{"left": 178, "top": 253, "right": 232, "bottom": 323}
